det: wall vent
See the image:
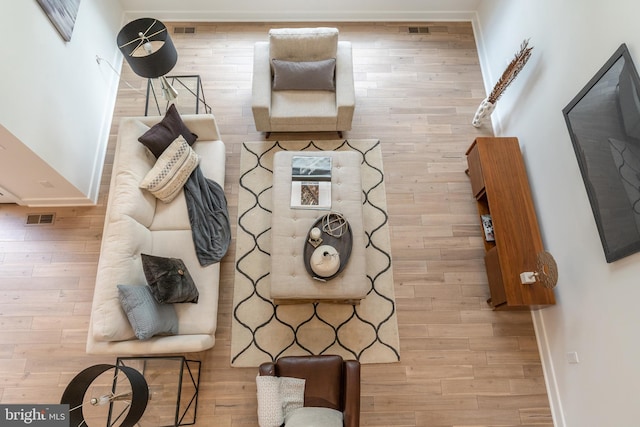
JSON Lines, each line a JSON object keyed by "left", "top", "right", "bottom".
{"left": 408, "top": 26, "right": 430, "bottom": 34}
{"left": 174, "top": 26, "right": 196, "bottom": 34}
{"left": 26, "top": 213, "right": 55, "bottom": 225}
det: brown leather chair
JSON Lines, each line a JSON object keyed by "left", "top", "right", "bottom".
{"left": 259, "top": 355, "right": 361, "bottom": 427}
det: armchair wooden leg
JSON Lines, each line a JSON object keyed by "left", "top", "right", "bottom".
{"left": 265, "top": 132, "right": 271, "bottom": 139}
{"left": 338, "top": 131, "right": 343, "bottom": 138}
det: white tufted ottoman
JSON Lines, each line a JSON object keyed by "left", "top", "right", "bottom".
{"left": 271, "top": 151, "right": 368, "bottom": 304}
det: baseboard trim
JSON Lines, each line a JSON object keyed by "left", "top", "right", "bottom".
{"left": 123, "top": 10, "right": 477, "bottom": 22}
{"left": 19, "top": 197, "right": 96, "bottom": 207}
{"left": 532, "top": 309, "right": 566, "bottom": 427}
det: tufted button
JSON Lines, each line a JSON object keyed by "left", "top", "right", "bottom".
{"left": 178, "top": 269, "right": 184, "bottom": 275}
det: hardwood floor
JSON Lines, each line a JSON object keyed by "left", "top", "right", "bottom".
{"left": 0, "top": 22, "right": 553, "bottom": 426}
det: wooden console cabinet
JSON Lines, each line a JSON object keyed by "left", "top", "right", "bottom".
{"left": 466, "top": 137, "right": 555, "bottom": 310}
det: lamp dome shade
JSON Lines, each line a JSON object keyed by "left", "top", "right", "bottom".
{"left": 117, "top": 18, "right": 178, "bottom": 79}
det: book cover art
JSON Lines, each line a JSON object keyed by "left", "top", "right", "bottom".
{"left": 291, "top": 181, "right": 331, "bottom": 209}
{"left": 291, "top": 156, "right": 332, "bottom": 181}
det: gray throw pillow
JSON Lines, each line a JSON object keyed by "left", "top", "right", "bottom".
{"left": 117, "top": 284, "right": 178, "bottom": 340}
{"left": 141, "top": 254, "right": 199, "bottom": 304}
{"left": 272, "top": 58, "right": 336, "bottom": 91}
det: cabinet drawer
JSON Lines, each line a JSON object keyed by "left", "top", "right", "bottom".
{"left": 466, "top": 143, "right": 485, "bottom": 198}
{"left": 485, "top": 246, "right": 507, "bottom": 308}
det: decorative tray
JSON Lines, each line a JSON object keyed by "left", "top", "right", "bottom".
{"left": 303, "top": 214, "right": 353, "bottom": 281}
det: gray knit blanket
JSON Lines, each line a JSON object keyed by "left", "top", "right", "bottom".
{"left": 183, "top": 166, "right": 231, "bottom": 266}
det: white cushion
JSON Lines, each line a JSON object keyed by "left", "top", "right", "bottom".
{"left": 271, "top": 91, "right": 337, "bottom": 126}
{"left": 140, "top": 136, "right": 200, "bottom": 203}
{"left": 285, "top": 407, "right": 343, "bottom": 427}
{"left": 269, "top": 27, "right": 338, "bottom": 63}
{"left": 109, "top": 119, "right": 157, "bottom": 227}
{"left": 91, "top": 216, "right": 152, "bottom": 342}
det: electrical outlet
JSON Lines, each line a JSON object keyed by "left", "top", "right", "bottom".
{"left": 566, "top": 351, "right": 579, "bottom": 364}
{"left": 520, "top": 272, "right": 536, "bottom": 284}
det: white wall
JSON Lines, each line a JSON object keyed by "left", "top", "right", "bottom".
{"left": 119, "top": 0, "right": 480, "bottom": 21}
{"left": 475, "top": 1, "right": 640, "bottom": 426}
{"left": 0, "top": 0, "right": 123, "bottom": 205}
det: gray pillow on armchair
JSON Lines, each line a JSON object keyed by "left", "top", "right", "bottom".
{"left": 272, "top": 58, "right": 336, "bottom": 91}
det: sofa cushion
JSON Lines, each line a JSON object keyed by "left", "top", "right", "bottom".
{"left": 149, "top": 139, "right": 226, "bottom": 231}
{"left": 117, "top": 284, "right": 178, "bottom": 340}
{"left": 138, "top": 104, "right": 198, "bottom": 158}
{"left": 92, "top": 217, "right": 153, "bottom": 342}
{"left": 150, "top": 230, "right": 219, "bottom": 335}
{"left": 139, "top": 137, "right": 200, "bottom": 203}
{"left": 284, "top": 407, "right": 343, "bottom": 427}
{"left": 269, "top": 27, "right": 338, "bottom": 63}
{"left": 272, "top": 59, "right": 336, "bottom": 91}
{"left": 141, "top": 253, "right": 199, "bottom": 304}
{"left": 110, "top": 119, "right": 157, "bottom": 227}
{"left": 271, "top": 91, "right": 337, "bottom": 125}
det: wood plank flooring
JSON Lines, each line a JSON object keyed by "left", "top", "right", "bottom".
{"left": 0, "top": 22, "right": 553, "bottom": 426}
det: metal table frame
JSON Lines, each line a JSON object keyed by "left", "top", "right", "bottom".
{"left": 145, "top": 75, "right": 212, "bottom": 116}
{"left": 113, "top": 356, "right": 201, "bottom": 427}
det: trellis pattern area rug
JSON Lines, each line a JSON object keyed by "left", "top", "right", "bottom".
{"left": 231, "top": 140, "right": 400, "bottom": 367}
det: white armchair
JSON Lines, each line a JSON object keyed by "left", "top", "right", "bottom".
{"left": 252, "top": 27, "right": 355, "bottom": 137}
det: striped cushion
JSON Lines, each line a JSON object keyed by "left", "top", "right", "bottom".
{"left": 140, "top": 136, "right": 200, "bottom": 203}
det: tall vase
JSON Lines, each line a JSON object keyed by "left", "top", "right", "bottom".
{"left": 472, "top": 98, "right": 496, "bottom": 127}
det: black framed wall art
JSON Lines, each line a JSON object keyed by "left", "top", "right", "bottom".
{"left": 36, "top": 0, "right": 81, "bottom": 42}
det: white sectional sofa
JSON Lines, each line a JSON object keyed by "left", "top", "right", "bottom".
{"left": 87, "top": 114, "right": 226, "bottom": 355}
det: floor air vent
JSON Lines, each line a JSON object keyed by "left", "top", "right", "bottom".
{"left": 408, "top": 26, "right": 430, "bottom": 34}
{"left": 174, "top": 26, "right": 196, "bottom": 34}
{"left": 26, "top": 213, "right": 55, "bottom": 225}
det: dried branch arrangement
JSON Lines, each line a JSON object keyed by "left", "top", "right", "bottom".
{"left": 488, "top": 39, "right": 534, "bottom": 104}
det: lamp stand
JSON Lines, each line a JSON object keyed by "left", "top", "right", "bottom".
{"left": 160, "top": 75, "right": 178, "bottom": 101}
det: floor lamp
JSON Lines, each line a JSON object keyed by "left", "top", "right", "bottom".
{"left": 117, "top": 18, "right": 179, "bottom": 110}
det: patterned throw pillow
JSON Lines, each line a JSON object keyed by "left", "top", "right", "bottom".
{"left": 256, "top": 376, "right": 284, "bottom": 427}
{"left": 256, "top": 376, "right": 306, "bottom": 427}
{"left": 139, "top": 136, "right": 200, "bottom": 203}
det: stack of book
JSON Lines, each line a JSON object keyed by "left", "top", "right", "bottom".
{"left": 290, "top": 156, "right": 332, "bottom": 209}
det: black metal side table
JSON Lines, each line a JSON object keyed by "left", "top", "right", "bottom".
{"left": 145, "top": 75, "right": 212, "bottom": 116}
{"left": 114, "top": 356, "right": 201, "bottom": 427}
